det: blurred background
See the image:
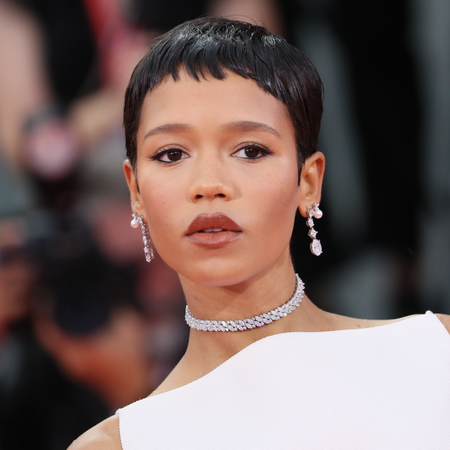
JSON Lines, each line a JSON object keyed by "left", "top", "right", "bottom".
{"left": 0, "top": 0, "right": 448, "bottom": 448}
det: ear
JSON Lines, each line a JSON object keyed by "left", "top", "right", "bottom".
{"left": 298, "top": 151, "right": 325, "bottom": 217}
{"left": 123, "top": 159, "right": 144, "bottom": 215}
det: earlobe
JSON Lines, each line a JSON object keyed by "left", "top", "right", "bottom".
{"left": 297, "top": 151, "right": 325, "bottom": 217}
{"left": 123, "top": 159, "right": 143, "bottom": 213}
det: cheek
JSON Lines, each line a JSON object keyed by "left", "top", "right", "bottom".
{"left": 139, "top": 176, "right": 184, "bottom": 246}
{"left": 246, "top": 165, "right": 300, "bottom": 242}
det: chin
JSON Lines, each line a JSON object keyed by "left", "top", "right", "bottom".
{"left": 176, "top": 260, "right": 273, "bottom": 289}
{"left": 180, "top": 268, "right": 246, "bottom": 288}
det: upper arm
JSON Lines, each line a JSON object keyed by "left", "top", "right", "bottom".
{"left": 435, "top": 313, "right": 450, "bottom": 334}
{"left": 68, "top": 415, "right": 122, "bottom": 450}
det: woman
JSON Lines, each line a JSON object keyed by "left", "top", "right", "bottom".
{"left": 71, "top": 17, "right": 450, "bottom": 449}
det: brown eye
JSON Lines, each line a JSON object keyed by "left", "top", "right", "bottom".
{"left": 166, "top": 150, "right": 183, "bottom": 161}
{"left": 153, "top": 148, "right": 188, "bottom": 163}
{"left": 244, "top": 147, "right": 260, "bottom": 158}
{"left": 233, "top": 144, "right": 272, "bottom": 160}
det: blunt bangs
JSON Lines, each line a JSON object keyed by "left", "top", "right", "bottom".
{"left": 124, "top": 17, "right": 323, "bottom": 171}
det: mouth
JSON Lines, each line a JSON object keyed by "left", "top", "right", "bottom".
{"left": 198, "top": 228, "right": 226, "bottom": 233}
{"left": 186, "top": 213, "right": 242, "bottom": 247}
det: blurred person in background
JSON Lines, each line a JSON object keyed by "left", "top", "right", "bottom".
{"left": 31, "top": 228, "right": 152, "bottom": 411}
{"left": 0, "top": 217, "right": 155, "bottom": 450}
{"left": 0, "top": 217, "right": 111, "bottom": 450}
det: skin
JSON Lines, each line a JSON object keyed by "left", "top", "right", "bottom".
{"left": 69, "top": 70, "right": 450, "bottom": 450}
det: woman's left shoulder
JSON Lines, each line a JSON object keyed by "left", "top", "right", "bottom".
{"left": 67, "top": 415, "right": 121, "bottom": 450}
{"left": 434, "top": 313, "right": 450, "bottom": 334}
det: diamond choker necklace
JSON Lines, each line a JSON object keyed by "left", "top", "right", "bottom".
{"left": 185, "top": 274, "right": 304, "bottom": 332}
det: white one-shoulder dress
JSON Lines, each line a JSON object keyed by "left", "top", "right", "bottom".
{"left": 117, "top": 312, "right": 450, "bottom": 449}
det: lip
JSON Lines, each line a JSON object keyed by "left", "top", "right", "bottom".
{"left": 186, "top": 213, "right": 242, "bottom": 247}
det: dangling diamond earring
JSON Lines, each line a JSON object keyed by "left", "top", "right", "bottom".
{"left": 306, "top": 203, "right": 323, "bottom": 256}
{"left": 131, "top": 213, "right": 154, "bottom": 262}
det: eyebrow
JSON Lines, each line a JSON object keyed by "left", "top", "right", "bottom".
{"left": 143, "top": 120, "right": 281, "bottom": 140}
{"left": 220, "top": 120, "right": 281, "bottom": 137}
{"left": 143, "top": 123, "right": 192, "bottom": 140}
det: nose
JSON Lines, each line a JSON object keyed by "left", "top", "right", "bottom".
{"left": 188, "top": 158, "right": 233, "bottom": 202}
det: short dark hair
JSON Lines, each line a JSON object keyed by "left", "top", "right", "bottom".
{"left": 124, "top": 17, "right": 323, "bottom": 171}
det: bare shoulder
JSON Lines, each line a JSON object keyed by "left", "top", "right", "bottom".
{"left": 68, "top": 415, "right": 122, "bottom": 450}
{"left": 434, "top": 313, "right": 450, "bottom": 334}
{"left": 324, "top": 310, "right": 448, "bottom": 331}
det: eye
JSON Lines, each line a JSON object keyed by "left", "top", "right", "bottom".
{"left": 233, "top": 144, "right": 272, "bottom": 160}
{"left": 152, "top": 148, "right": 188, "bottom": 163}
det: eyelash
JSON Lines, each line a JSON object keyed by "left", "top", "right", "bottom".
{"left": 150, "top": 143, "right": 273, "bottom": 164}
{"left": 150, "top": 147, "right": 188, "bottom": 164}
{"left": 232, "top": 143, "right": 273, "bottom": 160}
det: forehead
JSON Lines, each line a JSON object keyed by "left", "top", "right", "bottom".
{"left": 137, "top": 70, "right": 295, "bottom": 142}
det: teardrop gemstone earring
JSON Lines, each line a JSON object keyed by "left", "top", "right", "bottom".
{"left": 131, "top": 213, "right": 155, "bottom": 262}
{"left": 306, "top": 203, "right": 323, "bottom": 256}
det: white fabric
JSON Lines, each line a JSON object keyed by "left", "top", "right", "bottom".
{"left": 118, "top": 312, "right": 450, "bottom": 449}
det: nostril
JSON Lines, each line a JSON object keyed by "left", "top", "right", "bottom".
{"left": 190, "top": 184, "right": 231, "bottom": 201}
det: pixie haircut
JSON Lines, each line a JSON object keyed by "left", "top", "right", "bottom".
{"left": 124, "top": 17, "right": 323, "bottom": 171}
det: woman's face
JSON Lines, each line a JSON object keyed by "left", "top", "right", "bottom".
{"left": 126, "top": 70, "right": 303, "bottom": 287}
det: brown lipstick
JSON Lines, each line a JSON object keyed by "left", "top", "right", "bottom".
{"left": 186, "top": 213, "right": 242, "bottom": 247}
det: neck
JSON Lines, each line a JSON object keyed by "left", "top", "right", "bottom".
{"left": 153, "top": 267, "right": 330, "bottom": 396}
{"left": 170, "top": 296, "right": 324, "bottom": 393}
{"left": 181, "top": 262, "right": 297, "bottom": 319}
{"left": 179, "top": 265, "right": 315, "bottom": 371}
